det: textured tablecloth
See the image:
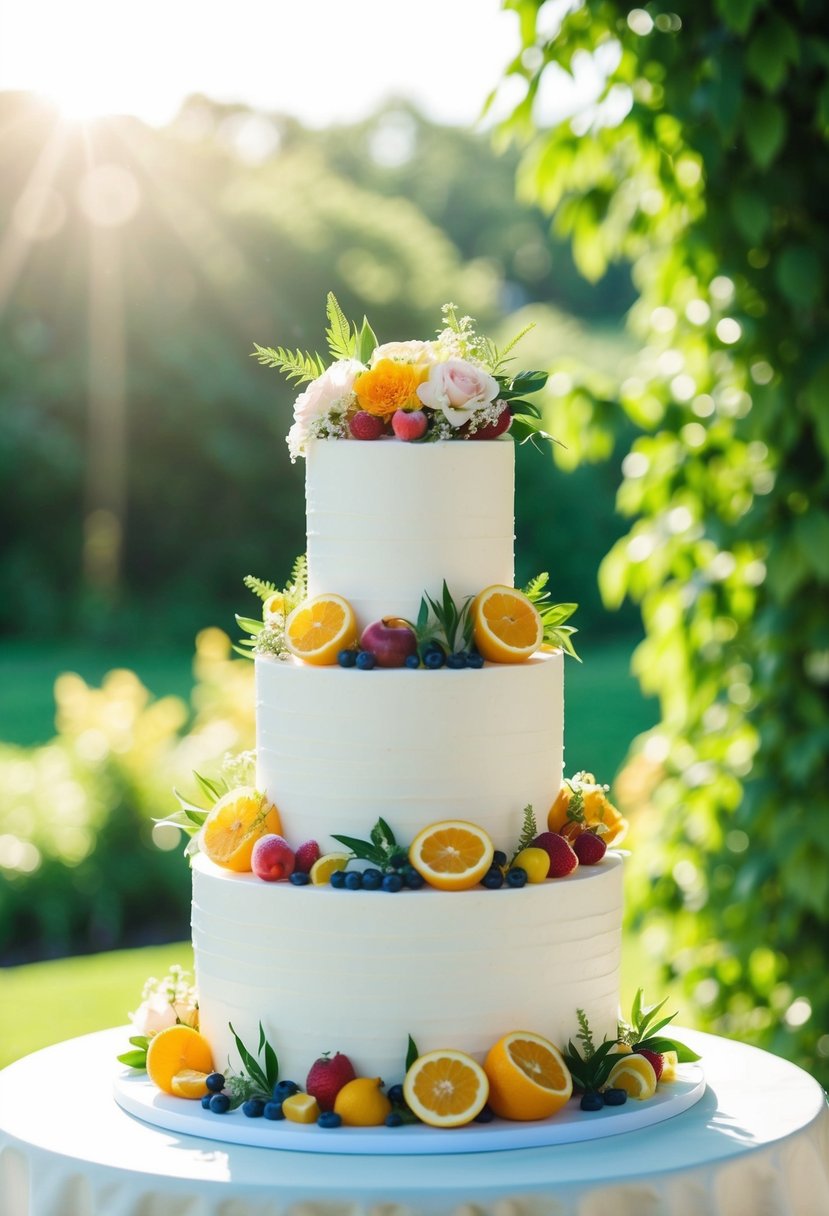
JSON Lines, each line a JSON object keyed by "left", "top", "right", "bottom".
{"left": 0, "top": 1026, "right": 827, "bottom": 1216}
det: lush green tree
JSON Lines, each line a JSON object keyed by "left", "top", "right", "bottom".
{"left": 495, "top": 0, "right": 829, "bottom": 1081}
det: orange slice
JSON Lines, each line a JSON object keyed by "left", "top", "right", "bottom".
{"left": 471, "top": 585, "right": 542, "bottom": 663}
{"left": 408, "top": 820, "right": 494, "bottom": 891}
{"left": 146, "top": 1025, "right": 214, "bottom": 1096}
{"left": 199, "top": 786, "right": 282, "bottom": 872}
{"left": 403, "top": 1050, "right": 489, "bottom": 1128}
{"left": 309, "top": 853, "right": 351, "bottom": 885}
{"left": 605, "top": 1054, "right": 657, "bottom": 1099}
{"left": 170, "top": 1068, "right": 210, "bottom": 1099}
{"left": 484, "top": 1031, "right": 573, "bottom": 1121}
{"left": 659, "top": 1050, "right": 678, "bottom": 1082}
{"left": 283, "top": 1093, "right": 321, "bottom": 1123}
{"left": 548, "top": 775, "right": 628, "bottom": 846}
{"left": 285, "top": 594, "right": 358, "bottom": 665}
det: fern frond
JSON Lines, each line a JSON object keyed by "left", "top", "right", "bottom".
{"left": 523, "top": 572, "right": 550, "bottom": 602}
{"left": 251, "top": 343, "right": 325, "bottom": 383}
{"left": 491, "top": 322, "right": 536, "bottom": 373}
{"left": 576, "top": 1008, "right": 596, "bottom": 1058}
{"left": 510, "top": 804, "right": 538, "bottom": 863}
{"left": 325, "top": 292, "right": 356, "bottom": 360}
{"left": 244, "top": 575, "right": 278, "bottom": 602}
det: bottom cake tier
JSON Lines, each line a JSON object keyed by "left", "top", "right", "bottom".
{"left": 191, "top": 852, "right": 624, "bottom": 1083}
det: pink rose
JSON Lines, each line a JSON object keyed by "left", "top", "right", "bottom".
{"left": 287, "top": 358, "right": 363, "bottom": 458}
{"left": 130, "top": 992, "right": 177, "bottom": 1037}
{"left": 417, "top": 358, "right": 500, "bottom": 427}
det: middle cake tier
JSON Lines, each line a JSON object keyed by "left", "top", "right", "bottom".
{"left": 256, "top": 651, "right": 564, "bottom": 853}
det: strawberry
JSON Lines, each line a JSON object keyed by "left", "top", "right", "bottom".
{"left": 305, "top": 1052, "right": 357, "bottom": 1111}
{"left": 573, "top": 831, "right": 607, "bottom": 866}
{"left": 635, "top": 1049, "right": 664, "bottom": 1081}
{"left": 531, "top": 831, "right": 578, "bottom": 878}
{"left": 349, "top": 411, "right": 384, "bottom": 441}
{"left": 294, "top": 840, "right": 321, "bottom": 874}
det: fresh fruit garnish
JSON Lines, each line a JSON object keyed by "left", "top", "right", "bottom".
{"left": 146, "top": 1026, "right": 214, "bottom": 1097}
{"left": 264, "top": 1101, "right": 285, "bottom": 1120}
{"left": 506, "top": 866, "right": 528, "bottom": 887}
{"left": 572, "top": 831, "right": 607, "bottom": 865}
{"left": 305, "top": 1051, "right": 357, "bottom": 1112}
{"left": 285, "top": 593, "right": 358, "bottom": 666}
{"left": 511, "top": 846, "right": 550, "bottom": 884}
{"left": 199, "top": 787, "right": 282, "bottom": 872}
{"left": 562, "top": 1011, "right": 620, "bottom": 1096}
{"left": 272, "top": 1079, "right": 300, "bottom": 1101}
{"left": 251, "top": 834, "right": 296, "bottom": 882}
{"left": 580, "top": 1091, "right": 604, "bottom": 1111}
{"left": 382, "top": 872, "right": 403, "bottom": 892}
{"left": 603, "top": 1087, "right": 628, "bottom": 1105}
{"left": 548, "top": 772, "right": 628, "bottom": 846}
{"left": 470, "top": 585, "right": 543, "bottom": 663}
{"left": 349, "top": 410, "right": 385, "bottom": 440}
{"left": 531, "top": 831, "right": 578, "bottom": 878}
{"left": 209, "top": 1093, "right": 231, "bottom": 1113}
{"left": 403, "top": 1050, "right": 489, "bottom": 1128}
{"left": 356, "top": 650, "right": 376, "bottom": 670}
{"left": 604, "top": 1054, "right": 657, "bottom": 1100}
{"left": 170, "top": 1068, "right": 210, "bottom": 1100}
{"left": 333, "top": 1077, "right": 392, "bottom": 1126}
{"left": 242, "top": 1098, "right": 266, "bottom": 1118}
{"left": 359, "top": 617, "right": 418, "bottom": 668}
{"left": 473, "top": 405, "right": 512, "bottom": 440}
{"left": 482, "top": 866, "right": 504, "bottom": 888}
{"left": 294, "top": 840, "right": 321, "bottom": 873}
{"left": 392, "top": 408, "right": 428, "bottom": 441}
{"left": 318, "top": 1111, "right": 343, "bottom": 1128}
{"left": 636, "top": 1048, "right": 664, "bottom": 1081}
{"left": 205, "top": 1072, "right": 225, "bottom": 1092}
{"left": 337, "top": 648, "right": 357, "bottom": 667}
{"left": 408, "top": 820, "right": 495, "bottom": 891}
{"left": 310, "top": 853, "right": 352, "bottom": 885}
{"left": 660, "top": 1050, "right": 679, "bottom": 1082}
{"left": 484, "top": 1031, "right": 573, "bottom": 1122}
{"left": 617, "top": 989, "right": 701, "bottom": 1067}
{"left": 282, "top": 1092, "right": 321, "bottom": 1124}
{"left": 262, "top": 591, "right": 286, "bottom": 623}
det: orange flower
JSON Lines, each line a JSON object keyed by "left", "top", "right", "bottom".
{"left": 354, "top": 358, "right": 425, "bottom": 418}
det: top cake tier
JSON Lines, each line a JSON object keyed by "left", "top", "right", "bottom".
{"left": 305, "top": 437, "right": 515, "bottom": 628}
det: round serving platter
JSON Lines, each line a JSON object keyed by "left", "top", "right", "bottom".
{"left": 113, "top": 1063, "right": 705, "bottom": 1156}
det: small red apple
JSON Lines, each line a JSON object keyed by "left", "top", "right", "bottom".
{"left": 359, "top": 618, "right": 418, "bottom": 668}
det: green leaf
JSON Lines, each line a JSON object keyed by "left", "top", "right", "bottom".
{"left": 117, "top": 1049, "right": 147, "bottom": 1069}
{"left": 235, "top": 615, "right": 264, "bottom": 635}
{"left": 406, "top": 1034, "right": 419, "bottom": 1071}
{"left": 231, "top": 644, "right": 256, "bottom": 661}
{"left": 376, "top": 818, "right": 397, "bottom": 848}
{"left": 729, "top": 190, "right": 771, "bottom": 244}
{"left": 358, "top": 316, "right": 378, "bottom": 364}
{"left": 251, "top": 343, "right": 326, "bottom": 384}
{"left": 715, "top": 0, "right": 765, "bottom": 36}
{"left": 325, "top": 292, "right": 356, "bottom": 361}
{"left": 743, "top": 98, "right": 787, "bottom": 168}
{"left": 804, "top": 364, "right": 829, "bottom": 459}
{"left": 258, "top": 1022, "right": 279, "bottom": 1089}
{"left": 194, "top": 772, "right": 225, "bottom": 806}
{"left": 746, "top": 15, "right": 798, "bottom": 92}
{"left": 229, "top": 1022, "right": 270, "bottom": 1093}
{"left": 244, "top": 575, "right": 278, "bottom": 602}
{"left": 664, "top": 1039, "right": 702, "bottom": 1064}
{"left": 330, "top": 833, "right": 386, "bottom": 867}
{"left": 775, "top": 245, "right": 824, "bottom": 307}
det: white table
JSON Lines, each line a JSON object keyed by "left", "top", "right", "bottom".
{"left": 0, "top": 1026, "right": 827, "bottom": 1216}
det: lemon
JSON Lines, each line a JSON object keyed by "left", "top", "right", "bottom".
{"left": 333, "top": 1077, "right": 392, "bottom": 1127}
{"left": 660, "top": 1050, "right": 679, "bottom": 1082}
{"left": 170, "top": 1068, "right": 210, "bottom": 1099}
{"left": 310, "top": 853, "right": 352, "bottom": 885}
{"left": 605, "top": 1054, "right": 657, "bottom": 1100}
{"left": 283, "top": 1092, "right": 320, "bottom": 1123}
{"left": 263, "top": 592, "right": 286, "bottom": 624}
{"left": 512, "top": 847, "right": 550, "bottom": 884}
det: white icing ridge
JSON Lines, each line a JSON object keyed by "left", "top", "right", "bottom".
{"left": 192, "top": 852, "right": 624, "bottom": 1084}
{"left": 255, "top": 651, "right": 564, "bottom": 853}
{"left": 305, "top": 437, "right": 515, "bottom": 628}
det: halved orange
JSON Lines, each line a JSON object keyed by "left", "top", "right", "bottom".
{"left": 146, "top": 1025, "right": 214, "bottom": 1096}
{"left": 605, "top": 1054, "right": 657, "bottom": 1099}
{"left": 471, "top": 586, "right": 542, "bottom": 663}
{"left": 285, "top": 594, "right": 358, "bottom": 665}
{"left": 484, "top": 1031, "right": 573, "bottom": 1121}
{"left": 199, "top": 786, "right": 282, "bottom": 871}
{"left": 408, "top": 820, "right": 494, "bottom": 891}
{"left": 170, "top": 1068, "right": 210, "bottom": 1099}
{"left": 403, "top": 1050, "right": 489, "bottom": 1127}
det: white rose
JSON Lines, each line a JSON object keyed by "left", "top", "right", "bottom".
{"left": 130, "top": 992, "right": 177, "bottom": 1037}
{"left": 416, "top": 358, "right": 500, "bottom": 428}
{"left": 370, "top": 340, "right": 438, "bottom": 366}
{"left": 287, "top": 358, "right": 363, "bottom": 458}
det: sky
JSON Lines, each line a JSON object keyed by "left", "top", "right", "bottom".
{"left": 0, "top": 0, "right": 527, "bottom": 128}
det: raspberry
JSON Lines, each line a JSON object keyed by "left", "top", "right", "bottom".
{"left": 573, "top": 831, "right": 607, "bottom": 866}
{"left": 531, "top": 831, "right": 578, "bottom": 878}
{"left": 349, "top": 411, "right": 384, "bottom": 440}
{"left": 635, "top": 1049, "right": 664, "bottom": 1081}
{"left": 294, "top": 840, "right": 321, "bottom": 874}
{"left": 305, "top": 1052, "right": 357, "bottom": 1112}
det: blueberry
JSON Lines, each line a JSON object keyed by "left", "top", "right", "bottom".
{"left": 205, "top": 1072, "right": 226, "bottom": 1093}
{"left": 356, "top": 651, "right": 376, "bottom": 670}
{"left": 506, "top": 867, "right": 528, "bottom": 888}
{"left": 209, "top": 1093, "right": 231, "bottom": 1114}
{"left": 263, "top": 1100, "right": 285, "bottom": 1120}
{"left": 474, "top": 1104, "right": 495, "bottom": 1123}
{"left": 404, "top": 654, "right": 421, "bottom": 669}
{"left": 387, "top": 1084, "right": 405, "bottom": 1105}
{"left": 242, "top": 1098, "right": 265, "bottom": 1118}
{"left": 361, "top": 868, "right": 383, "bottom": 890}
{"left": 422, "top": 641, "right": 444, "bottom": 656}
{"left": 446, "top": 652, "right": 467, "bottom": 669}
{"left": 424, "top": 650, "right": 445, "bottom": 670}
{"left": 493, "top": 850, "right": 507, "bottom": 867}
{"left": 289, "top": 871, "right": 311, "bottom": 886}
{"left": 482, "top": 867, "right": 504, "bottom": 889}
{"left": 337, "top": 649, "right": 357, "bottom": 668}
{"left": 330, "top": 870, "right": 347, "bottom": 889}
{"left": 466, "top": 652, "right": 484, "bottom": 669}
{"left": 403, "top": 868, "right": 424, "bottom": 890}
{"left": 580, "top": 1092, "right": 604, "bottom": 1111}
{"left": 384, "top": 1111, "right": 403, "bottom": 1127}
{"left": 344, "top": 871, "right": 363, "bottom": 890}
{"left": 273, "top": 1080, "right": 300, "bottom": 1101}
{"left": 603, "top": 1087, "right": 628, "bottom": 1106}
{"left": 318, "top": 1111, "right": 343, "bottom": 1128}
{"left": 382, "top": 873, "right": 403, "bottom": 892}
{"left": 201, "top": 1093, "right": 213, "bottom": 1109}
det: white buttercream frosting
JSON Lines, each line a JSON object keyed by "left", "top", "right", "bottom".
{"left": 305, "top": 437, "right": 515, "bottom": 629}
{"left": 192, "top": 851, "right": 624, "bottom": 1083}
{"left": 255, "top": 651, "right": 564, "bottom": 852}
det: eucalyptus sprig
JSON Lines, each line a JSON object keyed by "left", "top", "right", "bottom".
{"left": 618, "top": 989, "right": 701, "bottom": 1063}
{"left": 331, "top": 817, "right": 409, "bottom": 873}
{"left": 523, "top": 572, "right": 581, "bottom": 661}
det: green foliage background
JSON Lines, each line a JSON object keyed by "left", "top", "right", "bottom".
{"left": 495, "top": 0, "right": 829, "bottom": 1083}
